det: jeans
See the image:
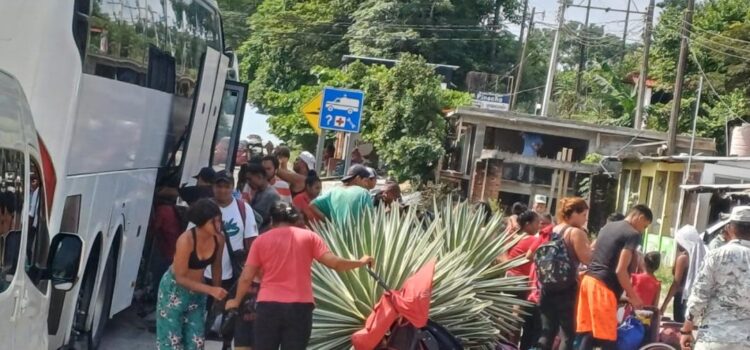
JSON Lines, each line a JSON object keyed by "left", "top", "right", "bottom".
{"left": 254, "top": 302, "right": 314, "bottom": 350}
{"left": 537, "top": 288, "right": 577, "bottom": 350}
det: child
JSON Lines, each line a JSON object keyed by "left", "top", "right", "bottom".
{"left": 630, "top": 251, "right": 662, "bottom": 307}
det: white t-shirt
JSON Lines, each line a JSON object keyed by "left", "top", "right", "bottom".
{"left": 188, "top": 200, "right": 258, "bottom": 281}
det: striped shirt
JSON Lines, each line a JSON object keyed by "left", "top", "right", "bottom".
{"left": 271, "top": 177, "right": 292, "bottom": 204}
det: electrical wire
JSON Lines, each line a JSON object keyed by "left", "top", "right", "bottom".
{"left": 680, "top": 18, "right": 750, "bottom": 46}
{"left": 688, "top": 46, "right": 750, "bottom": 128}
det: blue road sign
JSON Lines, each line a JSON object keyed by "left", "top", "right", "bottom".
{"left": 319, "top": 87, "right": 365, "bottom": 133}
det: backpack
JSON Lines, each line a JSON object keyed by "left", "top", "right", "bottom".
{"left": 534, "top": 226, "right": 577, "bottom": 292}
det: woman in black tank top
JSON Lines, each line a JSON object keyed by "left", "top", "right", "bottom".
{"left": 156, "top": 199, "right": 228, "bottom": 350}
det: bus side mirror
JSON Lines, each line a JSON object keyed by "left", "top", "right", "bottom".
{"left": 45, "top": 233, "right": 83, "bottom": 292}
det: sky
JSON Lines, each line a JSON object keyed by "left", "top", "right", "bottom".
{"left": 509, "top": 0, "right": 661, "bottom": 42}
{"left": 239, "top": 104, "right": 281, "bottom": 145}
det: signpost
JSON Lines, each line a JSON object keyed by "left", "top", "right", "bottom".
{"left": 473, "top": 92, "right": 510, "bottom": 111}
{"left": 319, "top": 87, "right": 365, "bottom": 133}
{"left": 301, "top": 87, "right": 366, "bottom": 175}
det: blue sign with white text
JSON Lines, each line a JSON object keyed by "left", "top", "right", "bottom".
{"left": 319, "top": 87, "right": 365, "bottom": 133}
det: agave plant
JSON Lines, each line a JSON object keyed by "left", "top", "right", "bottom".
{"left": 310, "top": 200, "right": 531, "bottom": 349}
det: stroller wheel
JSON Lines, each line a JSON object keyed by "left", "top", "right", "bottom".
{"left": 639, "top": 343, "right": 677, "bottom": 350}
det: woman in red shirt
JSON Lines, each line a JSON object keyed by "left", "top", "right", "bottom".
{"left": 502, "top": 211, "right": 541, "bottom": 279}
{"left": 226, "top": 202, "right": 373, "bottom": 350}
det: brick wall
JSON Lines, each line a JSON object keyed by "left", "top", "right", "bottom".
{"left": 471, "top": 159, "right": 503, "bottom": 202}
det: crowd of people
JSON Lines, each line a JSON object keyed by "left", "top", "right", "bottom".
{"left": 147, "top": 144, "right": 750, "bottom": 350}
{"left": 500, "top": 198, "right": 750, "bottom": 350}
{"left": 149, "top": 148, "right": 395, "bottom": 350}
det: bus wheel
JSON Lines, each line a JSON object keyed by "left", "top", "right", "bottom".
{"left": 70, "top": 250, "right": 115, "bottom": 350}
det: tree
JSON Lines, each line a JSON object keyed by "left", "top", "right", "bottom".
{"left": 263, "top": 56, "right": 469, "bottom": 181}
{"left": 216, "top": 0, "right": 260, "bottom": 52}
{"left": 366, "top": 54, "right": 449, "bottom": 183}
{"left": 237, "top": 0, "right": 355, "bottom": 112}
{"left": 645, "top": 0, "right": 750, "bottom": 152}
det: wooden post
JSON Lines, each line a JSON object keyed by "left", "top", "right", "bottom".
{"left": 549, "top": 151, "right": 563, "bottom": 209}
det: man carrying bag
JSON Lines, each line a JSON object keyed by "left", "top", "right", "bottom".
{"left": 188, "top": 171, "right": 259, "bottom": 349}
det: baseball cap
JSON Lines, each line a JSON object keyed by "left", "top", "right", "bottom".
{"left": 298, "top": 151, "right": 315, "bottom": 170}
{"left": 342, "top": 164, "right": 371, "bottom": 183}
{"left": 193, "top": 167, "right": 216, "bottom": 183}
{"left": 366, "top": 167, "right": 377, "bottom": 179}
{"left": 214, "top": 170, "right": 234, "bottom": 185}
{"left": 729, "top": 206, "right": 750, "bottom": 223}
{"left": 534, "top": 194, "right": 547, "bottom": 204}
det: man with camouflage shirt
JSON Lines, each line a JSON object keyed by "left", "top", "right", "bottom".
{"left": 681, "top": 206, "right": 750, "bottom": 350}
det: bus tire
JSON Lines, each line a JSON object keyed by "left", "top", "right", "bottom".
{"left": 88, "top": 249, "right": 116, "bottom": 349}
{"left": 69, "top": 248, "right": 115, "bottom": 350}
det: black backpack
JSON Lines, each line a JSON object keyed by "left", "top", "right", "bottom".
{"left": 534, "top": 226, "right": 577, "bottom": 292}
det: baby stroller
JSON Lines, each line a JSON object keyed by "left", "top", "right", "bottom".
{"left": 352, "top": 260, "right": 463, "bottom": 350}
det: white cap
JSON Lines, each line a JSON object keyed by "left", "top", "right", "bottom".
{"left": 729, "top": 206, "right": 750, "bottom": 223}
{"left": 298, "top": 151, "right": 316, "bottom": 170}
{"left": 534, "top": 194, "right": 547, "bottom": 204}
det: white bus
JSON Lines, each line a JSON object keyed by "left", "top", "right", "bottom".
{"left": 0, "top": 0, "right": 247, "bottom": 349}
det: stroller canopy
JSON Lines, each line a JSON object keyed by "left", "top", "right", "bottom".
{"left": 352, "top": 259, "right": 436, "bottom": 350}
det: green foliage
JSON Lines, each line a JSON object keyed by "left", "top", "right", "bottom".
{"left": 366, "top": 55, "right": 448, "bottom": 183}
{"left": 216, "top": 0, "right": 260, "bottom": 51}
{"left": 261, "top": 56, "right": 470, "bottom": 181}
{"left": 646, "top": 0, "right": 750, "bottom": 152}
{"left": 554, "top": 62, "right": 638, "bottom": 126}
{"left": 310, "top": 201, "right": 528, "bottom": 349}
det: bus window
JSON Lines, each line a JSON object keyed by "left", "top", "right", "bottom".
{"left": 210, "top": 81, "right": 247, "bottom": 172}
{"left": 0, "top": 149, "right": 25, "bottom": 294}
{"left": 25, "top": 159, "right": 50, "bottom": 292}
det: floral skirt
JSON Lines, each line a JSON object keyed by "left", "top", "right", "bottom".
{"left": 156, "top": 269, "right": 207, "bottom": 350}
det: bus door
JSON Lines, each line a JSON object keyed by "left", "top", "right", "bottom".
{"left": 179, "top": 48, "right": 229, "bottom": 187}
{"left": 210, "top": 81, "right": 248, "bottom": 173}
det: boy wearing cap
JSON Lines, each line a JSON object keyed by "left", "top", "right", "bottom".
{"left": 681, "top": 206, "right": 750, "bottom": 350}
{"left": 532, "top": 195, "right": 548, "bottom": 215}
{"left": 178, "top": 167, "right": 216, "bottom": 205}
{"left": 310, "top": 164, "right": 373, "bottom": 227}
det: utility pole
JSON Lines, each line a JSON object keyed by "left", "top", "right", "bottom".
{"left": 622, "top": 0, "right": 632, "bottom": 60}
{"left": 517, "top": 0, "right": 529, "bottom": 53}
{"left": 511, "top": 7, "right": 535, "bottom": 110}
{"left": 667, "top": 0, "right": 696, "bottom": 155}
{"left": 575, "top": 0, "right": 592, "bottom": 94}
{"left": 490, "top": 0, "right": 502, "bottom": 64}
{"left": 541, "top": 0, "right": 567, "bottom": 117}
{"left": 634, "top": 0, "right": 655, "bottom": 130}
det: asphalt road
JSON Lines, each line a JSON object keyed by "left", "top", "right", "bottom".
{"left": 101, "top": 306, "right": 224, "bottom": 350}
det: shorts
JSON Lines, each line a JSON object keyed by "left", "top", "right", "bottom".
{"left": 254, "top": 302, "right": 314, "bottom": 350}
{"left": 576, "top": 275, "right": 617, "bottom": 341}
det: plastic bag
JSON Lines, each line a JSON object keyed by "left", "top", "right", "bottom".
{"left": 617, "top": 316, "right": 645, "bottom": 350}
